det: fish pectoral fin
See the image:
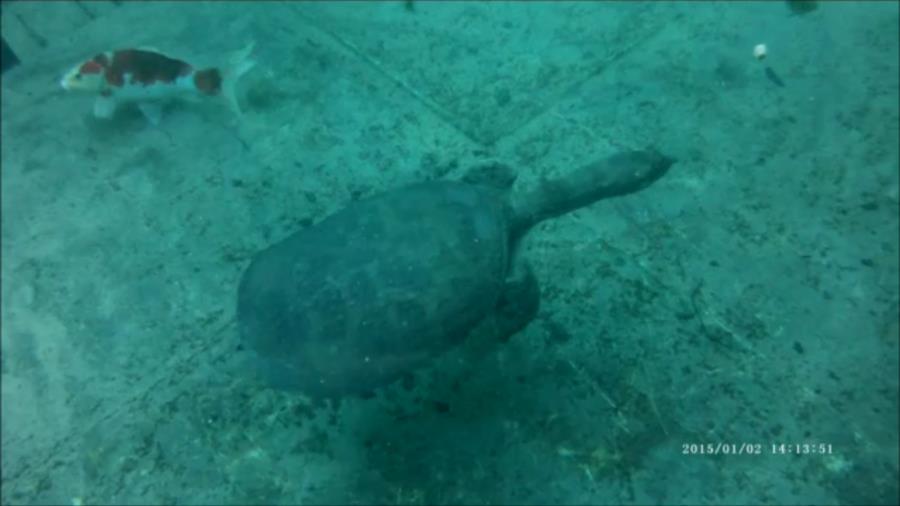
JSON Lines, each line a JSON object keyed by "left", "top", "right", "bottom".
{"left": 93, "top": 95, "right": 117, "bottom": 119}
{"left": 137, "top": 102, "right": 163, "bottom": 126}
{"left": 221, "top": 41, "right": 257, "bottom": 116}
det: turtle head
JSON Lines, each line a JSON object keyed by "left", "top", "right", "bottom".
{"left": 510, "top": 148, "right": 675, "bottom": 237}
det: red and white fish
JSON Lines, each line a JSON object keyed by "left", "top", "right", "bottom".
{"left": 60, "top": 43, "right": 255, "bottom": 124}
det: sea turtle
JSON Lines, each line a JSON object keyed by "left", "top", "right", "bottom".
{"left": 237, "top": 149, "right": 674, "bottom": 399}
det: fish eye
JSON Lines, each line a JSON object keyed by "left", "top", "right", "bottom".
{"left": 74, "top": 74, "right": 82, "bottom": 80}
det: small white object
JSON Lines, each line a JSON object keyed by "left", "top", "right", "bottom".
{"left": 753, "top": 43, "right": 768, "bottom": 60}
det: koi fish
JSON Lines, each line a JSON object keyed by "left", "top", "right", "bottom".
{"left": 60, "top": 43, "right": 255, "bottom": 124}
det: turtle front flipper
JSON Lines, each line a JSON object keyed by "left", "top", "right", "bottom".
{"left": 463, "top": 260, "right": 540, "bottom": 351}
{"left": 493, "top": 261, "right": 540, "bottom": 342}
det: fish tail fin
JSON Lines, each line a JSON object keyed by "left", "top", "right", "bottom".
{"left": 220, "top": 42, "right": 256, "bottom": 116}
